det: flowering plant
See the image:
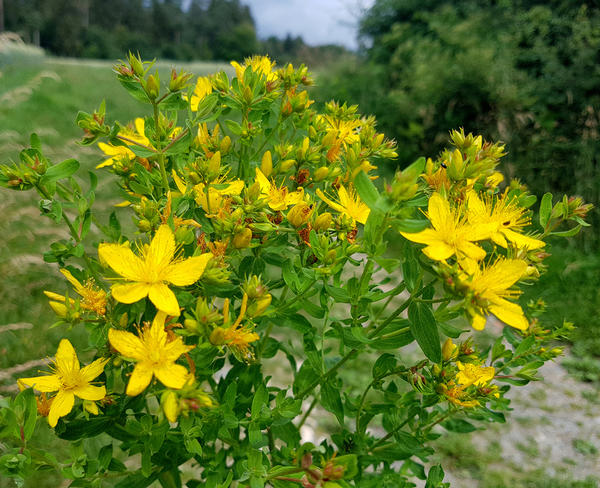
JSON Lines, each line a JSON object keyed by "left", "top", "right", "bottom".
{"left": 0, "top": 53, "right": 592, "bottom": 487}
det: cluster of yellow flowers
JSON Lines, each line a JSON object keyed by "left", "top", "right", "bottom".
{"left": 402, "top": 131, "right": 547, "bottom": 331}
{"left": 14, "top": 56, "right": 577, "bottom": 432}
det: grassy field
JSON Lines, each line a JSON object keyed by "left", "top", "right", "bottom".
{"left": 0, "top": 53, "right": 598, "bottom": 488}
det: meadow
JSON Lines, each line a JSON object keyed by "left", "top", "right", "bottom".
{"left": 0, "top": 52, "right": 598, "bottom": 488}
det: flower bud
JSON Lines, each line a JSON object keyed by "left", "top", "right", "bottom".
{"left": 209, "top": 151, "right": 221, "bottom": 174}
{"left": 161, "top": 390, "right": 179, "bottom": 422}
{"left": 232, "top": 227, "right": 252, "bottom": 248}
{"left": 146, "top": 73, "right": 160, "bottom": 100}
{"left": 313, "top": 212, "right": 332, "bottom": 231}
{"left": 442, "top": 338, "right": 457, "bottom": 361}
{"left": 280, "top": 159, "right": 296, "bottom": 172}
{"left": 209, "top": 326, "right": 227, "bottom": 346}
{"left": 247, "top": 294, "right": 272, "bottom": 318}
{"left": 261, "top": 150, "right": 273, "bottom": 177}
{"left": 314, "top": 166, "right": 329, "bottom": 182}
{"left": 220, "top": 135, "right": 232, "bottom": 154}
{"left": 128, "top": 52, "right": 145, "bottom": 77}
{"left": 287, "top": 202, "right": 312, "bottom": 228}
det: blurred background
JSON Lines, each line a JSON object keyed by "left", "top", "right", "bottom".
{"left": 0, "top": 1, "right": 599, "bottom": 486}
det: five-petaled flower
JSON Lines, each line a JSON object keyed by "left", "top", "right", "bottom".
{"left": 464, "top": 258, "right": 529, "bottom": 331}
{"left": 316, "top": 184, "right": 370, "bottom": 225}
{"left": 98, "top": 224, "right": 213, "bottom": 316}
{"left": 19, "top": 339, "right": 108, "bottom": 427}
{"left": 108, "top": 311, "right": 194, "bottom": 396}
{"left": 400, "top": 192, "right": 493, "bottom": 263}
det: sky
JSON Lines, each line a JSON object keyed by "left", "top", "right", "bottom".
{"left": 241, "top": 0, "right": 375, "bottom": 50}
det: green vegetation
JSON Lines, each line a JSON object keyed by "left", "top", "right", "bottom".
{"left": 315, "top": 0, "right": 599, "bottom": 245}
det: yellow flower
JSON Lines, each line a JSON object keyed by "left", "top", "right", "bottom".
{"left": 255, "top": 168, "right": 304, "bottom": 211}
{"left": 210, "top": 294, "right": 259, "bottom": 362}
{"left": 189, "top": 76, "right": 213, "bottom": 111}
{"left": 194, "top": 179, "right": 245, "bottom": 214}
{"left": 455, "top": 362, "right": 495, "bottom": 387}
{"left": 19, "top": 339, "right": 108, "bottom": 427}
{"left": 231, "top": 55, "right": 277, "bottom": 82}
{"left": 400, "top": 192, "right": 493, "bottom": 262}
{"left": 98, "top": 224, "right": 213, "bottom": 316}
{"left": 443, "top": 385, "right": 480, "bottom": 408}
{"left": 44, "top": 269, "right": 106, "bottom": 316}
{"left": 465, "top": 258, "right": 529, "bottom": 331}
{"left": 108, "top": 311, "right": 194, "bottom": 396}
{"left": 96, "top": 118, "right": 149, "bottom": 169}
{"left": 320, "top": 114, "right": 361, "bottom": 146}
{"left": 467, "top": 190, "right": 545, "bottom": 250}
{"left": 316, "top": 184, "right": 370, "bottom": 225}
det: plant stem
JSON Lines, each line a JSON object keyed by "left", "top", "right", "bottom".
{"left": 297, "top": 396, "right": 318, "bottom": 429}
{"left": 153, "top": 102, "right": 170, "bottom": 193}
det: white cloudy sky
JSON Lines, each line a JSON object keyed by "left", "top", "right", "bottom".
{"left": 241, "top": 0, "right": 375, "bottom": 50}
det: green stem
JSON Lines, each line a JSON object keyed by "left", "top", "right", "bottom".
{"left": 35, "top": 184, "right": 104, "bottom": 286}
{"left": 153, "top": 103, "right": 170, "bottom": 193}
{"left": 297, "top": 396, "right": 318, "bottom": 429}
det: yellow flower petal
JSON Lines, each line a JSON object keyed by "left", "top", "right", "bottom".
{"left": 108, "top": 329, "right": 146, "bottom": 360}
{"left": 18, "top": 374, "right": 60, "bottom": 393}
{"left": 316, "top": 188, "right": 344, "bottom": 214}
{"left": 163, "top": 253, "right": 213, "bottom": 286}
{"left": 98, "top": 243, "right": 146, "bottom": 281}
{"left": 73, "top": 384, "right": 106, "bottom": 401}
{"left": 501, "top": 229, "right": 545, "bottom": 250}
{"left": 490, "top": 300, "right": 529, "bottom": 331}
{"left": 148, "top": 283, "right": 180, "bottom": 316}
{"left": 44, "top": 291, "right": 66, "bottom": 302}
{"left": 471, "top": 313, "right": 487, "bottom": 331}
{"left": 48, "top": 390, "right": 75, "bottom": 427}
{"left": 163, "top": 390, "right": 179, "bottom": 422}
{"left": 147, "top": 225, "right": 176, "bottom": 272}
{"left": 56, "top": 339, "right": 80, "bottom": 373}
{"left": 112, "top": 282, "right": 151, "bottom": 304}
{"left": 422, "top": 242, "right": 455, "bottom": 261}
{"left": 126, "top": 364, "right": 154, "bottom": 396}
{"left": 79, "top": 357, "right": 109, "bottom": 383}
{"left": 154, "top": 363, "right": 190, "bottom": 390}
{"left": 427, "top": 193, "right": 451, "bottom": 230}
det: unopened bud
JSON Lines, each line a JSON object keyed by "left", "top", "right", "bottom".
{"left": 280, "top": 159, "right": 296, "bottom": 172}
{"left": 146, "top": 73, "right": 160, "bottom": 100}
{"left": 314, "top": 166, "right": 329, "bottom": 182}
{"left": 220, "top": 136, "right": 231, "bottom": 154}
{"left": 287, "top": 202, "right": 312, "bottom": 228}
{"left": 261, "top": 151, "right": 273, "bottom": 177}
{"left": 313, "top": 212, "right": 332, "bottom": 231}
{"left": 232, "top": 227, "right": 252, "bottom": 248}
{"left": 209, "top": 151, "right": 221, "bottom": 174}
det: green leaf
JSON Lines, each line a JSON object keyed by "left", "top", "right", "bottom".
{"left": 539, "top": 192, "right": 553, "bottom": 228}
{"left": 405, "top": 156, "right": 426, "bottom": 174}
{"left": 321, "top": 380, "right": 344, "bottom": 425}
{"left": 425, "top": 465, "right": 445, "bottom": 488}
{"left": 41, "top": 159, "right": 80, "bottom": 184}
{"left": 395, "top": 219, "right": 429, "bottom": 233}
{"left": 159, "top": 92, "right": 188, "bottom": 110}
{"left": 550, "top": 225, "right": 582, "bottom": 237}
{"left": 225, "top": 119, "right": 242, "bottom": 135}
{"left": 408, "top": 302, "right": 441, "bottom": 363}
{"left": 442, "top": 418, "right": 477, "bottom": 433}
{"left": 118, "top": 75, "right": 151, "bottom": 104}
{"left": 354, "top": 170, "right": 379, "bottom": 209}
{"left": 364, "top": 207, "right": 387, "bottom": 255}
{"left": 251, "top": 385, "right": 268, "bottom": 420}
